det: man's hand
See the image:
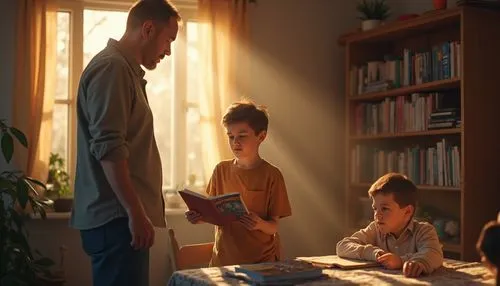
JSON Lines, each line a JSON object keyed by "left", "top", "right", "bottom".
{"left": 128, "top": 210, "right": 155, "bottom": 250}
{"left": 99, "top": 159, "right": 155, "bottom": 250}
{"left": 377, "top": 252, "right": 403, "bottom": 270}
{"left": 239, "top": 212, "right": 265, "bottom": 231}
{"left": 185, "top": 210, "right": 202, "bottom": 224}
{"left": 403, "top": 260, "right": 425, "bottom": 277}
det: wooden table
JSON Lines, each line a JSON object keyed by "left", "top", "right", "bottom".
{"left": 167, "top": 258, "right": 495, "bottom": 285}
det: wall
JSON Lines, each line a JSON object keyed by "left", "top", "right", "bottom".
{"left": 0, "top": 0, "right": 16, "bottom": 170}
{"left": 386, "top": 0, "right": 457, "bottom": 18}
{"left": 0, "top": 0, "right": 15, "bottom": 123}
{"left": 246, "top": 0, "right": 357, "bottom": 258}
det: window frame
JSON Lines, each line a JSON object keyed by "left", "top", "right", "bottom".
{"left": 53, "top": 0, "right": 199, "bottom": 191}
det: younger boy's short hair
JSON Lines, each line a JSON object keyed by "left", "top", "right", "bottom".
{"left": 127, "top": 0, "right": 181, "bottom": 31}
{"left": 368, "top": 173, "right": 417, "bottom": 208}
{"left": 477, "top": 221, "right": 500, "bottom": 266}
{"left": 222, "top": 100, "right": 269, "bottom": 135}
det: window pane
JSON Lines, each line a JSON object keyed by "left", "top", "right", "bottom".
{"left": 187, "top": 22, "right": 200, "bottom": 103}
{"left": 147, "top": 50, "right": 175, "bottom": 188}
{"left": 56, "top": 12, "right": 70, "bottom": 100}
{"left": 186, "top": 107, "right": 204, "bottom": 186}
{"left": 186, "top": 22, "right": 205, "bottom": 186}
{"left": 53, "top": 11, "right": 70, "bottom": 170}
{"left": 52, "top": 104, "right": 68, "bottom": 168}
{"left": 83, "top": 9, "right": 128, "bottom": 67}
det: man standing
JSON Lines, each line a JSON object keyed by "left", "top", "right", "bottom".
{"left": 70, "top": 1, "right": 180, "bottom": 285}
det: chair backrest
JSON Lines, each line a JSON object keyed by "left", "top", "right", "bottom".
{"left": 168, "top": 228, "right": 214, "bottom": 270}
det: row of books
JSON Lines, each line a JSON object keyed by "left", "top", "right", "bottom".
{"left": 428, "top": 108, "right": 461, "bottom": 130}
{"left": 352, "top": 92, "right": 460, "bottom": 135}
{"left": 350, "top": 139, "right": 461, "bottom": 187}
{"left": 349, "top": 41, "right": 461, "bottom": 96}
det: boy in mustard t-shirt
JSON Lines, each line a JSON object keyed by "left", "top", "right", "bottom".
{"left": 185, "top": 100, "right": 292, "bottom": 266}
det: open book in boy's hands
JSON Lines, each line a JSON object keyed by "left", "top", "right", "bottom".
{"left": 178, "top": 189, "right": 249, "bottom": 226}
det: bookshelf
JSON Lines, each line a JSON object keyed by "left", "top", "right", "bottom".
{"left": 339, "top": 6, "right": 500, "bottom": 261}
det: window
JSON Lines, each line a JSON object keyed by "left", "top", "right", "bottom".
{"left": 53, "top": 11, "right": 70, "bottom": 165}
{"left": 52, "top": 1, "right": 205, "bottom": 192}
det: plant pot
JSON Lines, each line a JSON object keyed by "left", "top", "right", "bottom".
{"left": 53, "top": 198, "right": 73, "bottom": 212}
{"left": 165, "top": 192, "right": 183, "bottom": 209}
{"left": 433, "top": 0, "right": 447, "bottom": 10}
{"left": 361, "top": 19, "right": 381, "bottom": 31}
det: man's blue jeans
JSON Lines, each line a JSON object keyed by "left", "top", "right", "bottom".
{"left": 80, "top": 217, "right": 149, "bottom": 286}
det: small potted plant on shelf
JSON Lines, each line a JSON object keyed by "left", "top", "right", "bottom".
{"left": 433, "top": 0, "right": 447, "bottom": 10}
{"left": 46, "top": 152, "right": 73, "bottom": 212}
{"left": 357, "top": 0, "right": 390, "bottom": 31}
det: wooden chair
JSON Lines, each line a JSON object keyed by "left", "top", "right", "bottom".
{"left": 168, "top": 228, "right": 214, "bottom": 270}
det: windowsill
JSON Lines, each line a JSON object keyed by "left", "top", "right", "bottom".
{"left": 165, "top": 207, "right": 188, "bottom": 215}
{"left": 30, "top": 207, "right": 188, "bottom": 220}
{"left": 30, "top": 212, "right": 71, "bottom": 220}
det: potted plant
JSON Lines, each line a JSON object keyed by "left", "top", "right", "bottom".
{"left": 0, "top": 119, "right": 63, "bottom": 285}
{"left": 46, "top": 153, "right": 73, "bottom": 213}
{"left": 433, "top": 0, "right": 447, "bottom": 10}
{"left": 357, "top": 0, "right": 390, "bottom": 31}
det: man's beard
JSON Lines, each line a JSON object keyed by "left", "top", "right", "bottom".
{"left": 142, "top": 40, "right": 158, "bottom": 70}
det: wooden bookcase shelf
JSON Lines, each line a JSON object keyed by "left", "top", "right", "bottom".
{"left": 443, "top": 242, "right": 462, "bottom": 254}
{"left": 350, "top": 128, "right": 461, "bottom": 140}
{"left": 350, "top": 183, "right": 461, "bottom": 193}
{"left": 339, "top": 8, "right": 462, "bottom": 45}
{"left": 348, "top": 78, "right": 461, "bottom": 102}
{"left": 340, "top": 6, "right": 500, "bottom": 261}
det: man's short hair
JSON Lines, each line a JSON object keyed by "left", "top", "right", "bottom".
{"left": 127, "top": 0, "right": 181, "bottom": 30}
{"left": 368, "top": 173, "right": 417, "bottom": 208}
{"left": 222, "top": 100, "right": 269, "bottom": 135}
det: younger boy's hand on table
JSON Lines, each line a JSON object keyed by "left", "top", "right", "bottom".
{"left": 185, "top": 210, "right": 202, "bottom": 224}
{"left": 376, "top": 252, "right": 403, "bottom": 270}
{"left": 403, "top": 260, "right": 425, "bottom": 277}
{"left": 239, "top": 212, "right": 264, "bottom": 231}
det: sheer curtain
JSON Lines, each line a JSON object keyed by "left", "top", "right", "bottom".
{"left": 198, "top": 0, "right": 250, "bottom": 180}
{"left": 13, "top": 0, "right": 57, "bottom": 182}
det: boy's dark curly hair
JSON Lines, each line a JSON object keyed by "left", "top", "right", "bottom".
{"left": 222, "top": 100, "right": 269, "bottom": 135}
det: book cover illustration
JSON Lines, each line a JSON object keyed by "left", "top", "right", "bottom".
{"left": 231, "top": 260, "right": 324, "bottom": 284}
{"left": 212, "top": 194, "right": 248, "bottom": 218}
{"left": 178, "top": 189, "right": 249, "bottom": 225}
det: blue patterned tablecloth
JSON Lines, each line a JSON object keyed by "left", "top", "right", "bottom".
{"left": 167, "top": 258, "right": 496, "bottom": 286}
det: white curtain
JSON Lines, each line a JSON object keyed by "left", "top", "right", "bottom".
{"left": 198, "top": 0, "right": 250, "bottom": 181}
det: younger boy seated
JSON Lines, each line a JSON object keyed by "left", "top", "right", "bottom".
{"left": 336, "top": 173, "right": 443, "bottom": 277}
{"left": 477, "top": 220, "right": 500, "bottom": 285}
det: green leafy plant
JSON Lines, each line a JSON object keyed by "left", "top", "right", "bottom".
{"left": 46, "top": 153, "right": 71, "bottom": 199}
{"left": 356, "top": 0, "right": 390, "bottom": 21}
{"left": 0, "top": 119, "right": 59, "bottom": 285}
